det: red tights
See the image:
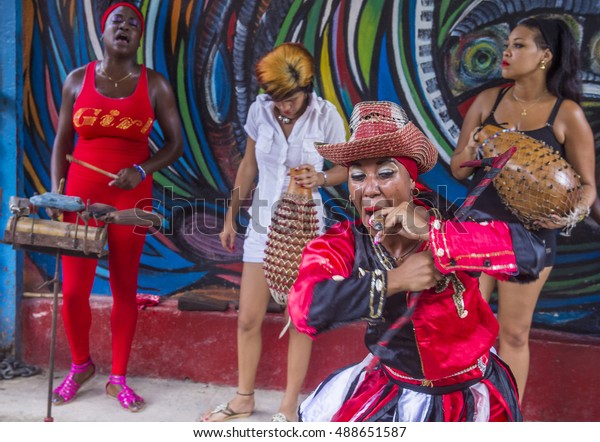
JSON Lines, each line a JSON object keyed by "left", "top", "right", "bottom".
{"left": 61, "top": 171, "right": 152, "bottom": 375}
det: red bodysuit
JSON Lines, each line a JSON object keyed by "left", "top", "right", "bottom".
{"left": 62, "top": 61, "right": 154, "bottom": 374}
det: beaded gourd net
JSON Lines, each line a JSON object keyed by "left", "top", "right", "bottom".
{"left": 478, "top": 124, "right": 583, "bottom": 230}
{"left": 263, "top": 168, "right": 320, "bottom": 305}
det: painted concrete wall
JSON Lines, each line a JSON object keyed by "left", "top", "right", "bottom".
{"left": 0, "top": 1, "right": 23, "bottom": 351}
{"left": 4, "top": 1, "right": 600, "bottom": 343}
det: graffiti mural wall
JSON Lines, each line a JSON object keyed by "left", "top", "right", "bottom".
{"left": 21, "top": 0, "right": 600, "bottom": 334}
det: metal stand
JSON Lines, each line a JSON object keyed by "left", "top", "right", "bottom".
{"left": 4, "top": 178, "right": 113, "bottom": 422}
{"left": 44, "top": 178, "right": 65, "bottom": 422}
{"left": 43, "top": 248, "right": 61, "bottom": 422}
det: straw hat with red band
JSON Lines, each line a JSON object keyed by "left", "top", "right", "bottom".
{"left": 101, "top": 2, "right": 145, "bottom": 36}
{"left": 315, "top": 101, "right": 438, "bottom": 177}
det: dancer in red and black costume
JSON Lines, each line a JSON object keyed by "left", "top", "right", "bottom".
{"left": 288, "top": 101, "right": 544, "bottom": 422}
{"left": 49, "top": 2, "right": 182, "bottom": 412}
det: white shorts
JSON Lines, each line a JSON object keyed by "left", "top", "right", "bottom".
{"left": 242, "top": 199, "right": 326, "bottom": 263}
{"left": 242, "top": 224, "right": 267, "bottom": 263}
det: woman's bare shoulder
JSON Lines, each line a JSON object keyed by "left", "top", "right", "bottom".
{"left": 62, "top": 65, "right": 89, "bottom": 97}
{"left": 473, "top": 86, "right": 504, "bottom": 106}
{"left": 65, "top": 65, "right": 88, "bottom": 84}
{"left": 145, "top": 67, "right": 168, "bottom": 86}
{"left": 464, "top": 86, "right": 505, "bottom": 123}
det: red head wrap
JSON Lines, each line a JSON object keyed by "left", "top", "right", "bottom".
{"left": 393, "top": 157, "right": 418, "bottom": 181}
{"left": 101, "top": 2, "right": 145, "bottom": 36}
{"left": 394, "top": 156, "right": 432, "bottom": 208}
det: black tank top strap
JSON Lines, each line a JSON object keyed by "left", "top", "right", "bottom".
{"left": 545, "top": 97, "right": 564, "bottom": 127}
{"left": 491, "top": 87, "right": 510, "bottom": 113}
{"left": 482, "top": 87, "right": 510, "bottom": 126}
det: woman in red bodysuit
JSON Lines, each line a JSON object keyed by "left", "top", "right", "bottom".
{"left": 49, "top": 2, "right": 183, "bottom": 412}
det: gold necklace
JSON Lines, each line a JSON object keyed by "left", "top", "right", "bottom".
{"left": 370, "top": 235, "right": 422, "bottom": 270}
{"left": 391, "top": 240, "right": 422, "bottom": 264}
{"left": 101, "top": 64, "right": 133, "bottom": 88}
{"left": 511, "top": 88, "right": 547, "bottom": 117}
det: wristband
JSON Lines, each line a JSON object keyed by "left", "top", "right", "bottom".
{"left": 133, "top": 164, "right": 147, "bottom": 181}
{"left": 320, "top": 171, "right": 328, "bottom": 187}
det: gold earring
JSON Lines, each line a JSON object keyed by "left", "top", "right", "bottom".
{"left": 411, "top": 187, "right": 420, "bottom": 197}
{"left": 540, "top": 60, "right": 546, "bottom": 70}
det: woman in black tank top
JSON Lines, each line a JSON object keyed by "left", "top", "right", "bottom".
{"left": 450, "top": 16, "right": 596, "bottom": 402}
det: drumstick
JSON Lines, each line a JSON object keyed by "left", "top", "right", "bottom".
{"left": 66, "top": 154, "right": 119, "bottom": 180}
{"left": 57, "top": 177, "right": 65, "bottom": 194}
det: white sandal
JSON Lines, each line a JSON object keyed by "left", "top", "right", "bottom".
{"left": 271, "top": 412, "right": 290, "bottom": 422}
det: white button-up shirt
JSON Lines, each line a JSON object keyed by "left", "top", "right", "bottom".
{"left": 244, "top": 92, "right": 347, "bottom": 236}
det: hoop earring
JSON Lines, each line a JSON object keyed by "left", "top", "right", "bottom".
{"left": 412, "top": 187, "right": 420, "bottom": 198}
{"left": 539, "top": 60, "right": 546, "bottom": 70}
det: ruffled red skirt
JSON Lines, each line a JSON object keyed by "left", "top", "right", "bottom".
{"left": 299, "top": 352, "right": 522, "bottom": 422}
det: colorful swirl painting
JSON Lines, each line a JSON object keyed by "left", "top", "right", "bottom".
{"left": 21, "top": 0, "right": 600, "bottom": 334}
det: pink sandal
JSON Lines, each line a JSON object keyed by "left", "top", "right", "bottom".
{"left": 106, "top": 374, "right": 145, "bottom": 412}
{"left": 52, "top": 359, "right": 95, "bottom": 405}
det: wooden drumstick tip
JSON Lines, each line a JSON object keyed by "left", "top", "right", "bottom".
{"left": 66, "top": 154, "right": 119, "bottom": 180}
{"left": 57, "top": 178, "right": 65, "bottom": 195}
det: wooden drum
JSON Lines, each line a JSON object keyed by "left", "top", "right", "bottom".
{"left": 3, "top": 215, "right": 108, "bottom": 258}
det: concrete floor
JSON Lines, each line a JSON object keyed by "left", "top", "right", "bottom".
{"left": 0, "top": 370, "right": 297, "bottom": 422}
{"left": 0, "top": 369, "right": 596, "bottom": 442}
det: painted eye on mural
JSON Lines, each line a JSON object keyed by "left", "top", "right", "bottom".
{"left": 444, "top": 27, "right": 509, "bottom": 97}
